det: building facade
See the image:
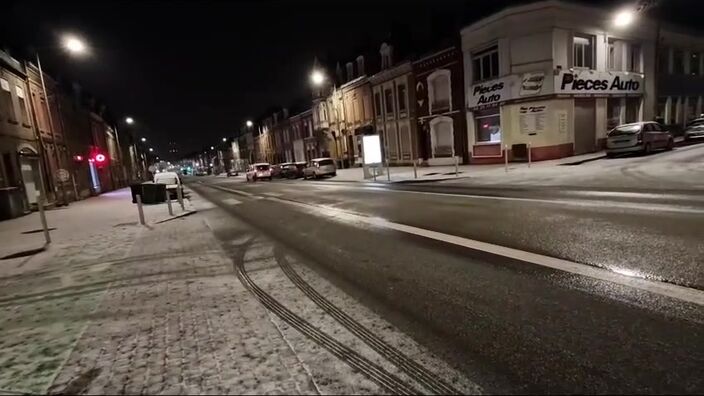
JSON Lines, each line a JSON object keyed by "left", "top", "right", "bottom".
{"left": 413, "top": 46, "right": 468, "bottom": 165}
{"left": 461, "top": 0, "right": 704, "bottom": 163}
{"left": 370, "top": 43, "right": 418, "bottom": 165}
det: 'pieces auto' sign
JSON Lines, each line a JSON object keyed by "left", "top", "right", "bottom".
{"left": 555, "top": 70, "right": 643, "bottom": 94}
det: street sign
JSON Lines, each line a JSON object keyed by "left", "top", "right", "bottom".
{"left": 56, "top": 169, "right": 70, "bottom": 183}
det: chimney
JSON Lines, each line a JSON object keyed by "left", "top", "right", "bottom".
{"left": 356, "top": 55, "right": 365, "bottom": 76}
{"left": 346, "top": 62, "right": 354, "bottom": 81}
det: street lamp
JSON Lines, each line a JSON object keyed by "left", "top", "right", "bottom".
{"left": 246, "top": 120, "right": 253, "bottom": 128}
{"left": 149, "top": 148, "right": 154, "bottom": 152}
{"left": 311, "top": 70, "right": 325, "bottom": 86}
{"left": 613, "top": 9, "right": 635, "bottom": 28}
{"left": 125, "top": 116, "right": 134, "bottom": 125}
{"left": 62, "top": 35, "right": 87, "bottom": 55}
{"left": 141, "top": 137, "right": 146, "bottom": 142}
{"left": 210, "top": 146, "right": 215, "bottom": 150}
{"left": 222, "top": 137, "right": 227, "bottom": 142}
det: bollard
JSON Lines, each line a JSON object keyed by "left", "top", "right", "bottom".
{"left": 413, "top": 159, "right": 418, "bottom": 179}
{"left": 504, "top": 144, "right": 509, "bottom": 173}
{"left": 455, "top": 156, "right": 459, "bottom": 177}
{"left": 37, "top": 193, "right": 50, "bottom": 244}
{"left": 176, "top": 180, "right": 185, "bottom": 211}
{"left": 166, "top": 190, "right": 174, "bottom": 216}
{"left": 372, "top": 166, "right": 377, "bottom": 182}
{"left": 386, "top": 160, "right": 390, "bottom": 181}
{"left": 136, "top": 194, "right": 146, "bottom": 225}
{"left": 528, "top": 142, "right": 532, "bottom": 168}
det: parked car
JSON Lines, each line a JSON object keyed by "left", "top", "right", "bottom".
{"left": 606, "top": 121, "right": 673, "bottom": 157}
{"left": 281, "top": 162, "right": 306, "bottom": 179}
{"left": 226, "top": 168, "right": 239, "bottom": 177}
{"left": 270, "top": 163, "right": 285, "bottom": 178}
{"left": 246, "top": 163, "right": 272, "bottom": 181}
{"left": 153, "top": 171, "right": 182, "bottom": 198}
{"left": 303, "top": 158, "right": 337, "bottom": 179}
{"left": 684, "top": 124, "right": 704, "bottom": 142}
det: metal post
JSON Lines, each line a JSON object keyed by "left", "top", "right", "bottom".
{"left": 36, "top": 53, "right": 65, "bottom": 205}
{"left": 136, "top": 194, "right": 145, "bottom": 225}
{"left": 504, "top": 144, "right": 509, "bottom": 173}
{"left": 413, "top": 159, "right": 418, "bottom": 179}
{"left": 372, "top": 166, "right": 377, "bottom": 182}
{"left": 455, "top": 156, "right": 459, "bottom": 177}
{"left": 528, "top": 142, "right": 532, "bottom": 168}
{"left": 386, "top": 160, "right": 390, "bottom": 182}
{"left": 36, "top": 161, "right": 50, "bottom": 244}
{"left": 166, "top": 190, "right": 173, "bottom": 216}
{"left": 176, "top": 178, "right": 185, "bottom": 211}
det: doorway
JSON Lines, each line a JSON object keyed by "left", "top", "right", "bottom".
{"left": 19, "top": 156, "right": 39, "bottom": 206}
{"left": 574, "top": 98, "right": 596, "bottom": 154}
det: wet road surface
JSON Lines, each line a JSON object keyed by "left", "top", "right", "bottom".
{"left": 188, "top": 176, "right": 704, "bottom": 394}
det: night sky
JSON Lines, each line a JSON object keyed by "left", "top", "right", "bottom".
{"left": 1, "top": 0, "right": 700, "bottom": 159}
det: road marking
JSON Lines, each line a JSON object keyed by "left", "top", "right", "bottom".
{"left": 265, "top": 195, "right": 704, "bottom": 307}
{"left": 263, "top": 192, "right": 283, "bottom": 197}
{"left": 353, "top": 186, "right": 704, "bottom": 215}
{"left": 223, "top": 198, "right": 242, "bottom": 206}
{"left": 204, "top": 184, "right": 263, "bottom": 199}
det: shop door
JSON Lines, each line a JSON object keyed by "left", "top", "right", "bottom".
{"left": 19, "top": 157, "right": 38, "bottom": 205}
{"left": 574, "top": 98, "right": 596, "bottom": 154}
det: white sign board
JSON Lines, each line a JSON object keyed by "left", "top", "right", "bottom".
{"left": 362, "top": 135, "right": 382, "bottom": 165}
{"left": 519, "top": 105, "right": 547, "bottom": 135}
{"left": 555, "top": 70, "right": 644, "bottom": 95}
{"left": 557, "top": 110, "right": 568, "bottom": 134}
{"left": 56, "top": 169, "right": 70, "bottom": 183}
{"left": 468, "top": 72, "right": 545, "bottom": 109}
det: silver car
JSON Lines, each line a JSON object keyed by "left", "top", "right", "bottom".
{"left": 684, "top": 124, "right": 704, "bottom": 142}
{"left": 303, "top": 158, "right": 337, "bottom": 179}
{"left": 606, "top": 121, "right": 673, "bottom": 157}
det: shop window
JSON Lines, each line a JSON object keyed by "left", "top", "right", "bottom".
{"left": 656, "top": 97, "right": 667, "bottom": 123}
{"left": 475, "top": 111, "right": 501, "bottom": 143}
{"left": 690, "top": 53, "right": 700, "bottom": 76}
{"left": 673, "top": 49, "right": 684, "bottom": 74}
{"left": 16, "top": 86, "right": 31, "bottom": 126}
{"left": 384, "top": 88, "right": 394, "bottom": 114}
{"left": 397, "top": 84, "right": 407, "bottom": 113}
{"left": 428, "top": 69, "right": 451, "bottom": 113}
{"left": 607, "top": 98, "right": 622, "bottom": 130}
{"left": 374, "top": 92, "right": 382, "bottom": 117}
{"left": 607, "top": 41, "right": 617, "bottom": 71}
{"left": 472, "top": 45, "right": 499, "bottom": 82}
{"left": 573, "top": 34, "right": 594, "bottom": 69}
{"left": 625, "top": 97, "right": 640, "bottom": 123}
{"left": 0, "top": 78, "right": 16, "bottom": 123}
{"left": 430, "top": 117, "right": 454, "bottom": 157}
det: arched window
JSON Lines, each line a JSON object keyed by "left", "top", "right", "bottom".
{"left": 429, "top": 116, "right": 454, "bottom": 158}
{"left": 427, "top": 69, "right": 451, "bottom": 113}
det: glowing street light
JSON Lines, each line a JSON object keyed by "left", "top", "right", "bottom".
{"left": 210, "top": 146, "right": 215, "bottom": 150}
{"left": 246, "top": 120, "right": 253, "bottom": 128}
{"left": 149, "top": 147, "right": 154, "bottom": 152}
{"left": 311, "top": 70, "right": 325, "bottom": 86}
{"left": 613, "top": 9, "right": 635, "bottom": 28}
{"left": 141, "top": 137, "right": 146, "bottom": 142}
{"left": 222, "top": 137, "right": 227, "bottom": 142}
{"left": 62, "top": 35, "right": 87, "bottom": 55}
{"left": 125, "top": 116, "right": 134, "bottom": 125}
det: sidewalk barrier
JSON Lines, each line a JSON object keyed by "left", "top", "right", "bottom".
{"left": 455, "top": 156, "right": 459, "bottom": 177}
{"left": 386, "top": 160, "right": 390, "bottom": 181}
{"left": 528, "top": 142, "right": 532, "bottom": 168}
{"left": 176, "top": 178, "right": 185, "bottom": 211}
{"left": 165, "top": 190, "right": 174, "bottom": 216}
{"left": 504, "top": 145, "right": 509, "bottom": 173}
{"left": 413, "top": 159, "right": 418, "bottom": 179}
{"left": 136, "top": 194, "right": 146, "bottom": 225}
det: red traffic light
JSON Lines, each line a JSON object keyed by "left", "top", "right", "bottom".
{"left": 95, "top": 154, "right": 106, "bottom": 163}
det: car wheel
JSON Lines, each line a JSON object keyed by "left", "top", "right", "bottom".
{"left": 606, "top": 152, "right": 615, "bottom": 158}
{"left": 666, "top": 138, "right": 674, "bottom": 150}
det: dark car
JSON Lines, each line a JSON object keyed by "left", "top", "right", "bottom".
{"left": 271, "top": 163, "right": 287, "bottom": 178}
{"left": 281, "top": 162, "right": 306, "bottom": 179}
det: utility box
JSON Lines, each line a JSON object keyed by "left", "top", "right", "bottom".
{"left": 0, "top": 187, "right": 26, "bottom": 220}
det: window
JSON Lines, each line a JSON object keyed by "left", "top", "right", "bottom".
{"left": 607, "top": 41, "right": 616, "bottom": 71}
{"left": 374, "top": 92, "right": 382, "bottom": 116}
{"left": 627, "top": 44, "right": 641, "bottom": 72}
{"left": 428, "top": 70, "right": 451, "bottom": 113}
{"left": 607, "top": 98, "right": 622, "bottom": 130}
{"left": 430, "top": 117, "right": 454, "bottom": 157}
{"left": 397, "top": 84, "right": 407, "bottom": 112}
{"left": 472, "top": 45, "right": 498, "bottom": 82}
{"left": 16, "top": 86, "right": 30, "bottom": 126}
{"left": 475, "top": 112, "right": 501, "bottom": 143}
{"left": 573, "top": 34, "right": 594, "bottom": 68}
{"left": 625, "top": 97, "right": 640, "bottom": 123}
{"left": 673, "top": 49, "right": 684, "bottom": 74}
{"left": 384, "top": 88, "right": 394, "bottom": 114}
{"left": 690, "top": 53, "right": 700, "bottom": 76}
{"left": 0, "top": 78, "right": 16, "bottom": 122}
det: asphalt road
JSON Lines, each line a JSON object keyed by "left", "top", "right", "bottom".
{"left": 188, "top": 176, "right": 704, "bottom": 394}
